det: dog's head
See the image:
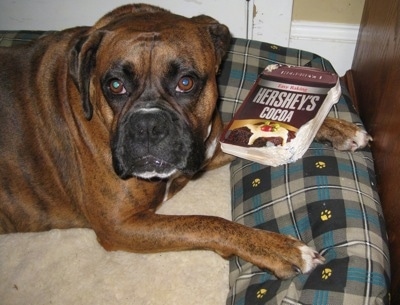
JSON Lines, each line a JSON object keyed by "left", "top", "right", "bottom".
{"left": 69, "top": 4, "right": 230, "bottom": 179}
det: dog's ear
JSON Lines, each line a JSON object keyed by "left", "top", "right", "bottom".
{"left": 191, "top": 15, "right": 231, "bottom": 69}
{"left": 69, "top": 31, "right": 105, "bottom": 120}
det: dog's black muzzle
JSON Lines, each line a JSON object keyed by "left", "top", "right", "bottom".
{"left": 111, "top": 108, "right": 204, "bottom": 180}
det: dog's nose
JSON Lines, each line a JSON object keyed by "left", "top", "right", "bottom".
{"left": 132, "top": 112, "right": 170, "bottom": 143}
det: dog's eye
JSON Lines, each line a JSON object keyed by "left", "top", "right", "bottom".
{"left": 176, "top": 76, "right": 194, "bottom": 93}
{"left": 109, "top": 79, "right": 126, "bottom": 95}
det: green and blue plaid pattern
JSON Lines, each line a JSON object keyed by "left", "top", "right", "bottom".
{"left": 217, "top": 38, "right": 390, "bottom": 305}
{"left": 0, "top": 31, "right": 50, "bottom": 47}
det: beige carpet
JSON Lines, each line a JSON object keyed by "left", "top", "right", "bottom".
{"left": 0, "top": 165, "right": 231, "bottom": 305}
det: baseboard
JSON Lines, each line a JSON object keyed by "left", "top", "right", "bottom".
{"left": 290, "top": 21, "right": 360, "bottom": 43}
{"left": 289, "top": 21, "right": 360, "bottom": 76}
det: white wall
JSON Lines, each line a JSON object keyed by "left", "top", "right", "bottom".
{"left": 0, "top": 0, "right": 250, "bottom": 38}
{"left": 289, "top": 21, "right": 360, "bottom": 76}
{"left": 0, "top": 0, "right": 293, "bottom": 46}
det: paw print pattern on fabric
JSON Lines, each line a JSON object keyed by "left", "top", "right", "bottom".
{"left": 315, "top": 161, "right": 326, "bottom": 169}
{"left": 320, "top": 209, "right": 332, "bottom": 221}
{"left": 252, "top": 178, "right": 261, "bottom": 187}
{"left": 270, "top": 45, "right": 278, "bottom": 50}
{"left": 256, "top": 288, "right": 267, "bottom": 299}
{"left": 321, "top": 268, "right": 333, "bottom": 280}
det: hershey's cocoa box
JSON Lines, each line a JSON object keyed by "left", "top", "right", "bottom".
{"left": 219, "top": 64, "right": 340, "bottom": 166}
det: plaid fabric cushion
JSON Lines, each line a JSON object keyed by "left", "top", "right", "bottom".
{"left": 0, "top": 31, "right": 50, "bottom": 47}
{"left": 217, "top": 39, "right": 390, "bottom": 305}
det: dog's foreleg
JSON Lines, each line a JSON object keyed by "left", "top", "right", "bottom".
{"left": 95, "top": 212, "right": 324, "bottom": 279}
{"left": 316, "top": 117, "right": 372, "bottom": 151}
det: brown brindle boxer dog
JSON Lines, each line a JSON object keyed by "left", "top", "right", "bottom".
{"left": 0, "top": 4, "right": 370, "bottom": 279}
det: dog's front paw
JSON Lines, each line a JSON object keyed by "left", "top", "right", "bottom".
{"left": 317, "top": 117, "right": 372, "bottom": 151}
{"left": 346, "top": 129, "right": 372, "bottom": 151}
{"left": 237, "top": 230, "right": 325, "bottom": 279}
{"left": 298, "top": 244, "right": 325, "bottom": 274}
{"left": 271, "top": 236, "right": 325, "bottom": 279}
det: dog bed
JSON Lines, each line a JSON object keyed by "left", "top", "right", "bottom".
{"left": 217, "top": 38, "right": 390, "bottom": 305}
{"left": 0, "top": 31, "right": 390, "bottom": 305}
